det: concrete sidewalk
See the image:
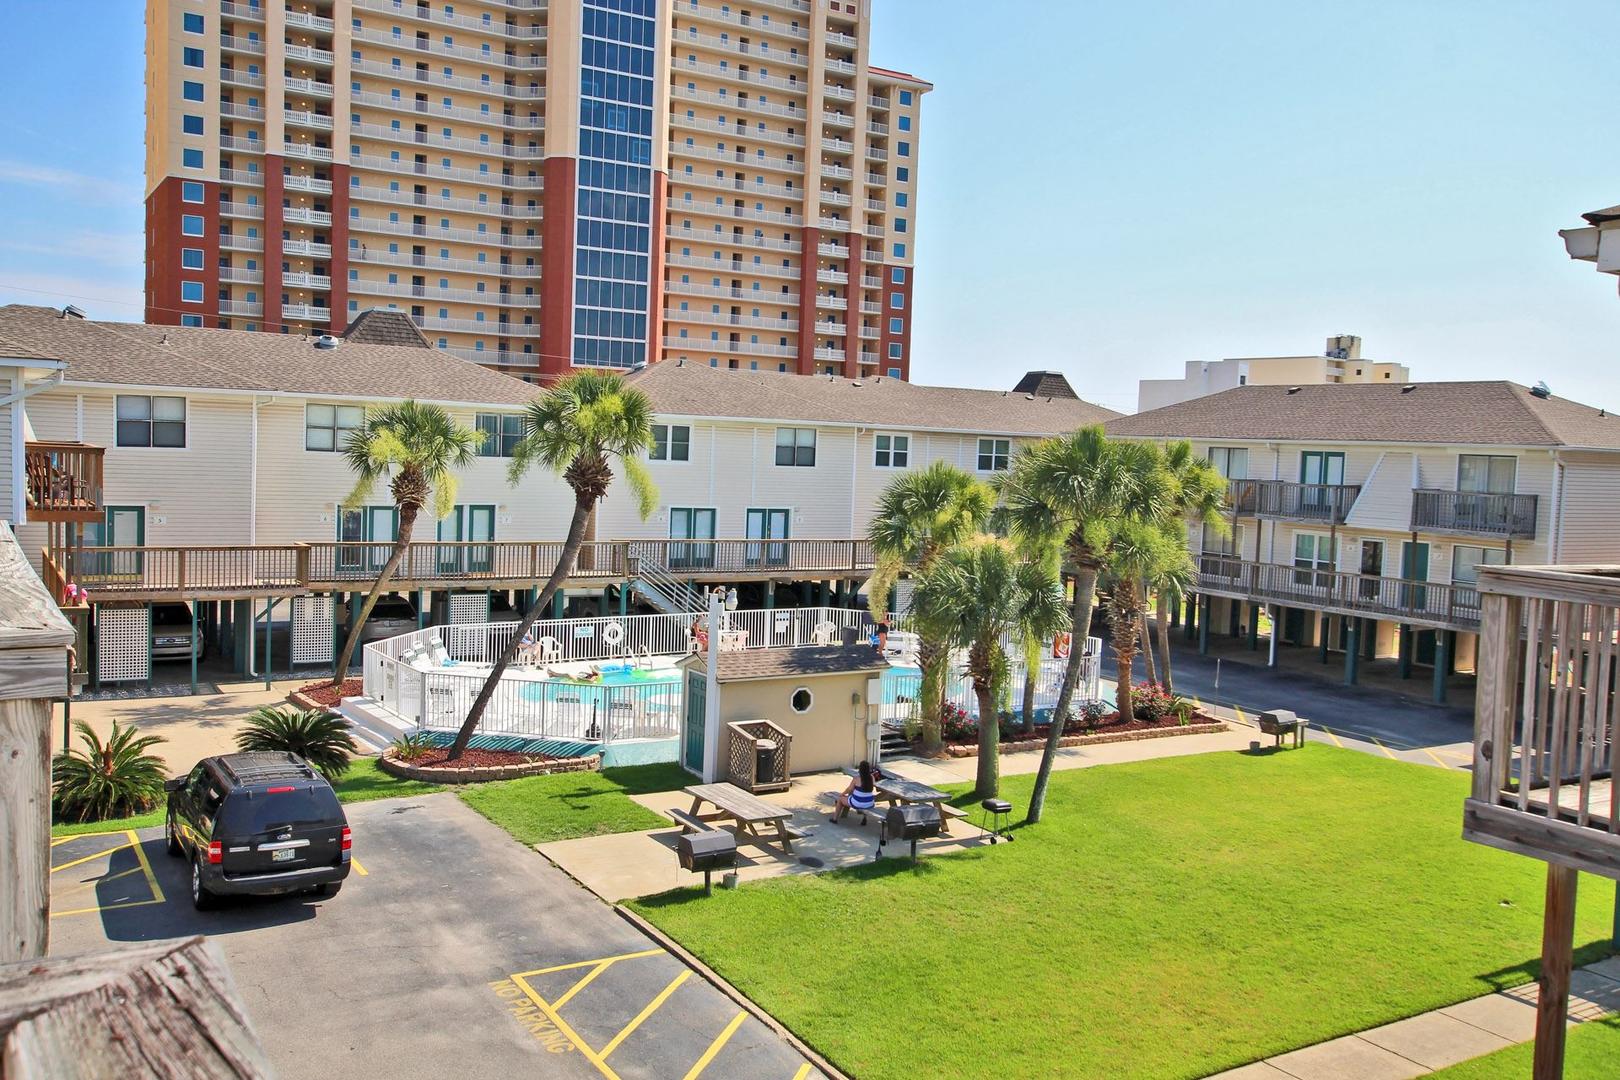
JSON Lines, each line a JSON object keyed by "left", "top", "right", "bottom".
{"left": 1208, "top": 956, "right": 1620, "bottom": 1079}
{"left": 538, "top": 721, "right": 1259, "bottom": 902}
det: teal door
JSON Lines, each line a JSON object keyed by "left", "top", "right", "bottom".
{"left": 745, "top": 508, "right": 790, "bottom": 567}
{"left": 467, "top": 505, "right": 495, "bottom": 573}
{"left": 338, "top": 506, "right": 397, "bottom": 575}
{"left": 1299, "top": 451, "right": 1345, "bottom": 518}
{"left": 437, "top": 505, "right": 493, "bottom": 574}
{"left": 669, "top": 508, "right": 716, "bottom": 571}
{"left": 682, "top": 669, "right": 707, "bottom": 773}
{"left": 1401, "top": 541, "right": 1430, "bottom": 613}
{"left": 85, "top": 506, "right": 145, "bottom": 578}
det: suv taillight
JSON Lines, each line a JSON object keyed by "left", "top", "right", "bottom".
{"left": 207, "top": 840, "right": 223, "bottom": 864}
{"left": 340, "top": 826, "right": 352, "bottom": 852}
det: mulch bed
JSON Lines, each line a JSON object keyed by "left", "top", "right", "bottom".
{"left": 934, "top": 711, "right": 1228, "bottom": 758}
{"left": 292, "top": 678, "right": 363, "bottom": 709}
{"left": 398, "top": 748, "right": 552, "bottom": 770}
{"left": 944, "top": 711, "right": 1221, "bottom": 747}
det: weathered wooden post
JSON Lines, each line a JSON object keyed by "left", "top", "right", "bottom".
{"left": 0, "top": 520, "right": 76, "bottom": 962}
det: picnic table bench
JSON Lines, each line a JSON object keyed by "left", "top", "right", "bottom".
{"left": 839, "top": 767, "right": 966, "bottom": 835}
{"left": 682, "top": 782, "right": 805, "bottom": 854}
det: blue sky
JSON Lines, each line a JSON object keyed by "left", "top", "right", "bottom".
{"left": 2, "top": 1, "right": 1617, "bottom": 414}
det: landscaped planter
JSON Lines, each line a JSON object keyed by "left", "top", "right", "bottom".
{"left": 288, "top": 678, "right": 360, "bottom": 714}
{"left": 378, "top": 747, "right": 601, "bottom": 784}
{"left": 941, "top": 719, "right": 1228, "bottom": 758}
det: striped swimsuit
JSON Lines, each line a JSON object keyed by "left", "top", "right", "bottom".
{"left": 849, "top": 786, "right": 876, "bottom": 811}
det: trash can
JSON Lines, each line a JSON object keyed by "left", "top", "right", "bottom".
{"left": 755, "top": 739, "right": 778, "bottom": 784}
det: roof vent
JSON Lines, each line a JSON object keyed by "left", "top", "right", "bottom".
{"left": 313, "top": 334, "right": 340, "bottom": 350}
{"left": 1025, "top": 393, "right": 1036, "bottom": 401}
{"left": 61, "top": 304, "right": 86, "bottom": 320}
{"left": 629, "top": 359, "right": 648, "bottom": 372}
{"left": 676, "top": 358, "right": 685, "bottom": 366}
{"left": 1286, "top": 386, "right": 1302, "bottom": 394}
{"left": 851, "top": 380, "right": 862, "bottom": 387}
{"left": 1401, "top": 384, "right": 1416, "bottom": 393}
{"left": 1530, "top": 381, "right": 1552, "bottom": 399}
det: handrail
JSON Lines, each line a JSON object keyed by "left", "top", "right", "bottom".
{"left": 1226, "top": 479, "right": 1361, "bottom": 523}
{"left": 1196, "top": 554, "right": 1480, "bottom": 629}
{"left": 1411, "top": 489, "right": 1538, "bottom": 539}
{"left": 24, "top": 441, "right": 104, "bottom": 520}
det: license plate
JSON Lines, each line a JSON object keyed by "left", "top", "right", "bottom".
{"left": 271, "top": 848, "right": 296, "bottom": 863}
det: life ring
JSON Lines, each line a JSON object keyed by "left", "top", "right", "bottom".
{"left": 1053, "top": 632, "right": 1072, "bottom": 659}
{"left": 602, "top": 621, "right": 625, "bottom": 647}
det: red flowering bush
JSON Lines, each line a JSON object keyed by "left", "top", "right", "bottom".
{"left": 939, "top": 702, "right": 977, "bottom": 742}
{"left": 1132, "top": 682, "right": 1173, "bottom": 721}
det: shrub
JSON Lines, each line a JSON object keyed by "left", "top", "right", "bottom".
{"left": 391, "top": 731, "right": 437, "bottom": 762}
{"left": 1170, "top": 696, "right": 1198, "bottom": 726}
{"left": 901, "top": 716, "right": 923, "bottom": 743}
{"left": 939, "top": 702, "right": 977, "bottom": 743}
{"left": 235, "top": 707, "right": 357, "bottom": 781}
{"left": 1132, "top": 682, "right": 1173, "bottom": 721}
{"left": 1080, "top": 699, "right": 1109, "bottom": 732}
{"left": 52, "top": 720, "right": 169, "bottom": 824}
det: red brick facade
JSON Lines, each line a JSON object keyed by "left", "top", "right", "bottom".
{"left": 144, "top": 176, "right": 220, "bottom": 328}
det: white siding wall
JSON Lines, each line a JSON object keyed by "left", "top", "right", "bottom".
{"left": 1553, "top": 454, "right": 1620, "bottom": 562}
{"left": 0, "top": 370, "right": 14, "bottom": 524}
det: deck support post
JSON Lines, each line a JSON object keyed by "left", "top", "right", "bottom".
{"left": 146, "top": 601, "right": 154, "bottom": 691}
{"left": 1532, "top": 863, "right": 1578, "bottom": 1080}
{"left": 1227, "top": 599, "right": 1240, "bottom": 639}
{"left": 416, "top": 590, "right": 426, "bottom": 629}
{"left": 1184, "top": 595, "right": 1197, "bottom": 641}
{"left": 1197, "top": 595, "right": 1210, "bottom": 656}
{"left": 763, "top": 581, "right": 775, "bottom": 610}
{"left": 1248, "top": 604, "right": 1260, "bottom": 651}
{"left": 263, "top": 596, "right": 273, "bottom": 691}
{"left": 1344, "top": 618, "right": 1360, "bottom": 686}
{"left": 1397, "top": 624, "right": 1413, "bottom": 679}
{"left": 1267, "top": 606, "right": 1279, "bottom": 667}
{"left": 618, "top": 585, "right": 627, "bottom": 617}
{"left": 1320, "top": 615, "right": 1331, "bottom": 665}
{"left": 552, "top": 590, "right": 565, "bottom": 620}
{"left": 1433, "top": 631, "right": 1451, "bottom": 704}
{"left": 189, "top": 602, "right": 198, "bottom": 697}
{"left": 602, "top": 586, "right": 612, "bottom": 618}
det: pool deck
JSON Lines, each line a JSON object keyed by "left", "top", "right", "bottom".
{"left": 537, "top": 720, "right": 1257, "bottom": 903}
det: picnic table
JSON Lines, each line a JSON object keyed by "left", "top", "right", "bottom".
{"left": 678, "top": 782, "right": 804, "bottom": 854}
{"left": 841, "top": 767, "right": 965, "bottom": 835}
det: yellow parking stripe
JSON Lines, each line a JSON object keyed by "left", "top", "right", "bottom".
{"left": 351, "top": 858, "right": 368, "bottom": 877}
{"left": 50, "top": 841, "right": 133, "bottom": 874}
{"left": 600, "top": 971, "right": 690, "bottom": 1060}
{"left": 52, "top": 864, "right": 145, "bottom": 897}
{"left": 1420, "top": 746, "right": 1451, "bottom": 768}
{"left": 682, "top": 1011, "right": 748, "bottom": 1080}
{"left": 791, "top": 1065, "right": 813, "bottom": 1080}
{"left": 1369, "top": 736, "right": 1398, "bottom": 760}
{"left": 1319, "top": 726, "right": 1344, "bottom": 748}
{"left": 516, "top": 949, "right": 663, "bottom": 980}
{"left": 127, "top": 830, "right": 166, "bottom": 905}
{"left": 52, "top": 897, "right": 165, "bottom": 919}
{"left": 550, "top": 960, "right": 614, "bottom": 1013}
{"left": 509, "top": 973, "right": 621, "bottom": 1080}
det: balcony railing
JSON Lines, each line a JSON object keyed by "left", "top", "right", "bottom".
{"left": 24, "top": 442, "right": 104, "bottom": 523}
{"left": 1226, "top": 479, "right": 1362, "bottom": 524}
{"left": 1410, "top": 489, "right": 1538, "bottom": 539}
{"left": 1195, "top": 554, "right": 1480, "bottom": 630}
{"left": 52, "top": 538, "right": 877, "bottom": 600}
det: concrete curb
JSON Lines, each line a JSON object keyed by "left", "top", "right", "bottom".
{"left": 614, "top": 904, "right": 850, "bottom": 1080}
{"left": 942, "top": 719, "right": 1228, "bottom": 758}
{"left": 378, "top": 749, "right": 601, "bottom": 784}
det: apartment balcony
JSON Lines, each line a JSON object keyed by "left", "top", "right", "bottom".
{"left": 865, "top": 146, "right": 889, "bottom": 161}
{"left": 351, "top": 26, "right": 545, "bottom": 69}
{"left": 825, "top": 57, "right": 855, "bottom": 76}
{"left": 665, "top": 280, "right": 800, "bottom": 306}
{"left": 816, "top": 268, "right": 849, "bottom": 284}
{"left": 868, "top": 95, "right": 890, "bottom": 110}
{"left": 863, "top": 224, "right": 885, "bottom": 238}
{"left": 281, "top": 303, "right": 330, "bottom": 322}
{"left": 352, "top": 0, "right": 547, "bottom": 38}
{"left": 674, "top": 56, "right": 805, "bottom": 94}
{"left": 283, "top": 75, "right": 333, "bottom": 99}
{"left": 863, "top": 171, "right": 887, "bottom": 185}
{"left": 672, "top": 114, "right": 805, "bottom": 148}
{"left": 665, "top": 252, "right": 798, "bottom": 279}
{"left": 859, "top": 275, "right": 882, "bottom": 289}
{"left": 750, "top": 0, "right": 811, "bottom": 12}
{"left": 822, "top": 137, "right": 854, "bottom": 154}
{"left": 351, "top": 121, "right": 542, "bottom": 159}
{"left": 282, "top": 141, "right": 334, "bottom": 162}
{"left": 220, "top": 68, "right": 266, "bottom": 89}
{"left": 1226, "top": 478, "right": 1362, "bottom": 524}
{"left": 813, "top": 320, "right": 845, "bottom": 335}
{"left": 1195, "top": 554, "right": 1481, "bottom": 632}
{"left": 349, "top": 151, "right": 544, "bottom": 189}
{"left": 351, "top": 89, "right": 544, "bottom": 129}
{"left": 675, "top": 200, "right": 803, "bottom": 228}
{"left": 351, "top": 246, "right": 539, "bottom": 277}
{"left": 673, "top": 84, "right": 805, "bottom": 120}
{"left": 674, "top": 171, "right": 799, "bottom": 200}
{"left": 821, "top": 164, "right": 853, "bottom": 180}
{"left": 284, "top": 8, "right": 334, "bottom": 33}
{"left": 663, "top": 337, "right": 797, "bottom": 359}
{"left": 351, "top": 58, "right": 545, "bottom": 100}
{"left": 218, "top": 267, "right": 264, "bottom": 284}
{"left": 284, "top": 108, "right": 334, "bottom": 131}
{"left": 413, "top": 314, "right": 539, "bottom": 336}
{"left": 282, "top": 271, "right": 332, "bottom": 291}
{"left": 350, "top": 278, "right": 537, "bottom": 306}
{"left": 282, "top": 238, "right": 333, "bottom": 257}
{"left": 220, "top": 234, "right": 265, "bottom": 252}
{"left": 858, "top": 301, "right": 881, "bottom": 315}
{"left": 817, "top": 241, "right": 848, "bottom": 257}
{"left": 680, "top": 30, "right": 808, "bottom": 67}
{"left": 220, "top": 135, "right": 264, "bottom": 155}
{"left": 667, "top": 226, "right": 800, "bottom": 253}
{"left": 814, "top": 294, "right": 847, "bottom": 310}
{"left": 221, "top": 102, "right": 265, "bottom": 122}
{"left": 813, "top": 345, "right": 846, "bottom": 362}
{"left": 823, "top": 110, "right": 854, "bottom": 128}
{"left": 827, "top": 31, "right": 857, "bottom": 48}
{"left": 681, "top": 3, "right": 809, "bottom": 39}
{"left": 864, "top": 198, "right": 886, "bottom": 212}
{"left": 283, "top": 41, "right": 334, "bottom": 66}
{"left": 665, "top": 308, "right": 799, "bottom": 332}
{"left": 283, "top": 205, "right": 333, "bottom": 226}
{"left": 219, "top": 167, "right": 264, "bottom": 186}
{"left": 351, "top": 216, "right": 540, "bottom": 248}
{"left": 218, "top": 299, "right": 264, "bottom": 316}
{"left": 867, "top": 121, "right": 889, "bottom": 136}
{"left": 219, "top": 200, "right": 264, "bottom": 219}
{"left": 24, "top": 442, "right": 104, "bottom": 524}
{"left": 351, "top": 185, "right": 542, "bottom": 219}
{"left": 283, "top": 174, "right": 333, "bottom": 194}
{"left": 824, "top": 83, "right": 855, "bottom": 102}
{"left": 1410, "top": 490, "right": 1538, "bottom": 540}
{"left": 858, "top": 326, "right": 880, "bottom": 340}
{"left": 219, "top": 2, "right": 265, "bottom": 22}
{"left": 219, "top": 34, "right": 265, "bottom": 56}
{"left": 859, "top": 352, "right": 880, "bottom": 366}
{"left": 442, "top": 347, "right": 542, "bottom": 368}
{"left": 821, "top": 190, "right": 852, "bottom": 207}
{"left": 672, "top": 142, "right": 804, "bottom": 174}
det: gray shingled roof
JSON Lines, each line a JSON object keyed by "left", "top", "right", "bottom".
{"left": 1106, "top": 381, "right": 1620, "bottom": 450}
{"left": 0, "top": 306, "right": 536, "bottom": 406}
{"left": 342, "top": 308, "right": 433, "bottom": 348}
{"left": 706, "top": 645, "right": 890, "bottom": 682}
{"left": 627, "top": 360, "right": 1117, "bottom": 435}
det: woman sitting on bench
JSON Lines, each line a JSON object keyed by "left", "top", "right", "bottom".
{"left": 832, "top": 760, "right": 881, "bottom": 823}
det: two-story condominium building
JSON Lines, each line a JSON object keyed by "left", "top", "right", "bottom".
{"left": 1107, "top": 380, "right": 1620, "bottom": 701}
{"left": 0, "top": 304, "right": 1113, "bottom": 687}
{"left": 144, "top": 0, "right": 930, "bottom": 381}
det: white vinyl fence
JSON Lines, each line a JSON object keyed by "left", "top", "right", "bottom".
{"left": 876, "top": 639, "right": 1103, "bottom": 726}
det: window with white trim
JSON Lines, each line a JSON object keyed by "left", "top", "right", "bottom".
{"left": 775, "top": 427, "right": 816, "bottom": 466}
{"left": 874, "top": 432, "right": 909, "bottom": 468}
{"left": 116, "top": 395, "right": 187, "bottom": 447}
{"left": 305, "top": 403, "right": 364, "bottom": 451}
{"left": 1451, "top": 544, "right": 1505, "bottom": 585}
{"left": 651, "top": 423, "right": 691, "bottom": 461}
{"left": 976, "top": 438, "right": 1010, "bottom": 472}
{"left": 476, "top": 413, "right": 523, "bottom": 457}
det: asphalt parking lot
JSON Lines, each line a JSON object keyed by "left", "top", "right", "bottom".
{"left": 50, "top": 793, "right": 822, "bottom": 1080}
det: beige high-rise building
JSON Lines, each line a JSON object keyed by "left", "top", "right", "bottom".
{"left": 144, "top": 0, "right": 930, "bottom": 381}
{"left": 1136, "top": 335, "right": 1412, "bottom": 413}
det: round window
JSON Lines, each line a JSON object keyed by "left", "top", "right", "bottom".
{"left": 790, "top": 687, "right": 813, "bottom": 713}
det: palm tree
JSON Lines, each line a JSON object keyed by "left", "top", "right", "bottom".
{"left": 1104, "top": 521, "right": 1192, "bottom": 722}
{"left": 866, "top": 461, "right": 994, "bottom": 753}
{"left": 909, "top": 536, "right": 1068, "bottom": 799}
{"left": 331, "top": 400, "right": 484, "bottom": 685}
{"left": 997, "top": 428, "right": 1172, "bottom": 823}
{"left": 447, "top": 370, "right": 657, "bottom": 761}
{"left": 1152, "top": 441, "right": 1229, "bottom": 692}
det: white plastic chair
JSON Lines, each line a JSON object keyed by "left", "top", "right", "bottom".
{"left": 811, "top": 621, "right": 838, "bottom": 646}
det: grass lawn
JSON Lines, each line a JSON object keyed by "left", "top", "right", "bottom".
{"left": 1428, "top": 1016, "right": 1620, "bottom": 1078}
{"left": 456, "top": 761, "right": 689, "bottom": 846}
{"left": 631, "top": 746, "right": 1618, "bottom": 1080}
{"left": 50, "top": 758, "right": 444, "bottom": 837}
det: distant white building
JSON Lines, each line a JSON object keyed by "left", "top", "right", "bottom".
{"left": 1136, "top": 335, "right": 1411, "bottom": 413}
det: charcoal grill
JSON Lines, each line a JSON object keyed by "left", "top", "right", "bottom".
{"left": 878, "top": 804, "right": 942, "bottom": 861}
{"left": 676, "top": 829, "right": 738, "bottom": 894}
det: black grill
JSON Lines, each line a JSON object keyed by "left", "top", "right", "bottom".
{"left": 676, "top": 830, "right": 738, "bottom": 894}
{"left": 878, "top": 804, "right": 942, "bottom": 860}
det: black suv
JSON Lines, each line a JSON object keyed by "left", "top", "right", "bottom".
{"left": 165, "top": 752, "right": 351, "bottom": 910}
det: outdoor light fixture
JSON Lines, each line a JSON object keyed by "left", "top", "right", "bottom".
{"left": 725, "top": 587, "right": 738, "bottom": 610}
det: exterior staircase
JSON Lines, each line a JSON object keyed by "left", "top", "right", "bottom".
{"left": 627, "top": 552, "right": 707, "bottom": 615}
{"left": 339, "top": 696, "right": 416, "bottom": 754}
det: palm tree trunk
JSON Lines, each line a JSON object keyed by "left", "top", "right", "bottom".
{"left": 1155, "top": 592, "right": 1175, "bottom": 693}
{"left": 1025, "top": 565, "right": 1098, "bottom": 824}
{"left": 1112, "top": 586, "right": 1140, "bottom": 723}
{"left": 971, "top": 643, "right": 999, "bottom": 798}
{"left": 1139, "top": 600, "right": 1157, "bottom": 688}
{"left": 330, "top": 507, "right": 419, "bottom": 685}
{"left": 916, "top": 636, "right": 946, "bottom": 754}
{"left": 447, "top": 490, "right": 592, "bottom": 760}
{"left": 1020, "top": 635, "right": 1039, "bottom": 735}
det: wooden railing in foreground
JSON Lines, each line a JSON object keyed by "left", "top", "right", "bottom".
{"left": 51, "top": 538, "right": 878, "bottom": 598}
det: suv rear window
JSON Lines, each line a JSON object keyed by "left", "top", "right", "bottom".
{"left": 153, "top": 603, "right": 193, "bottom": 626}
{"left": 218, "top": 784, "right": 343, "bottom": 834}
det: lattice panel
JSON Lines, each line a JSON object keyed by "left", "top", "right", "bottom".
{"left": 97, "top": 605, "right": 151, "bottom": 683}
{"left": 448, "top": 592, "right": 489, "bottom": 624}
{"left": 291, "top": 595, "right": 334, "bottom": 667}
